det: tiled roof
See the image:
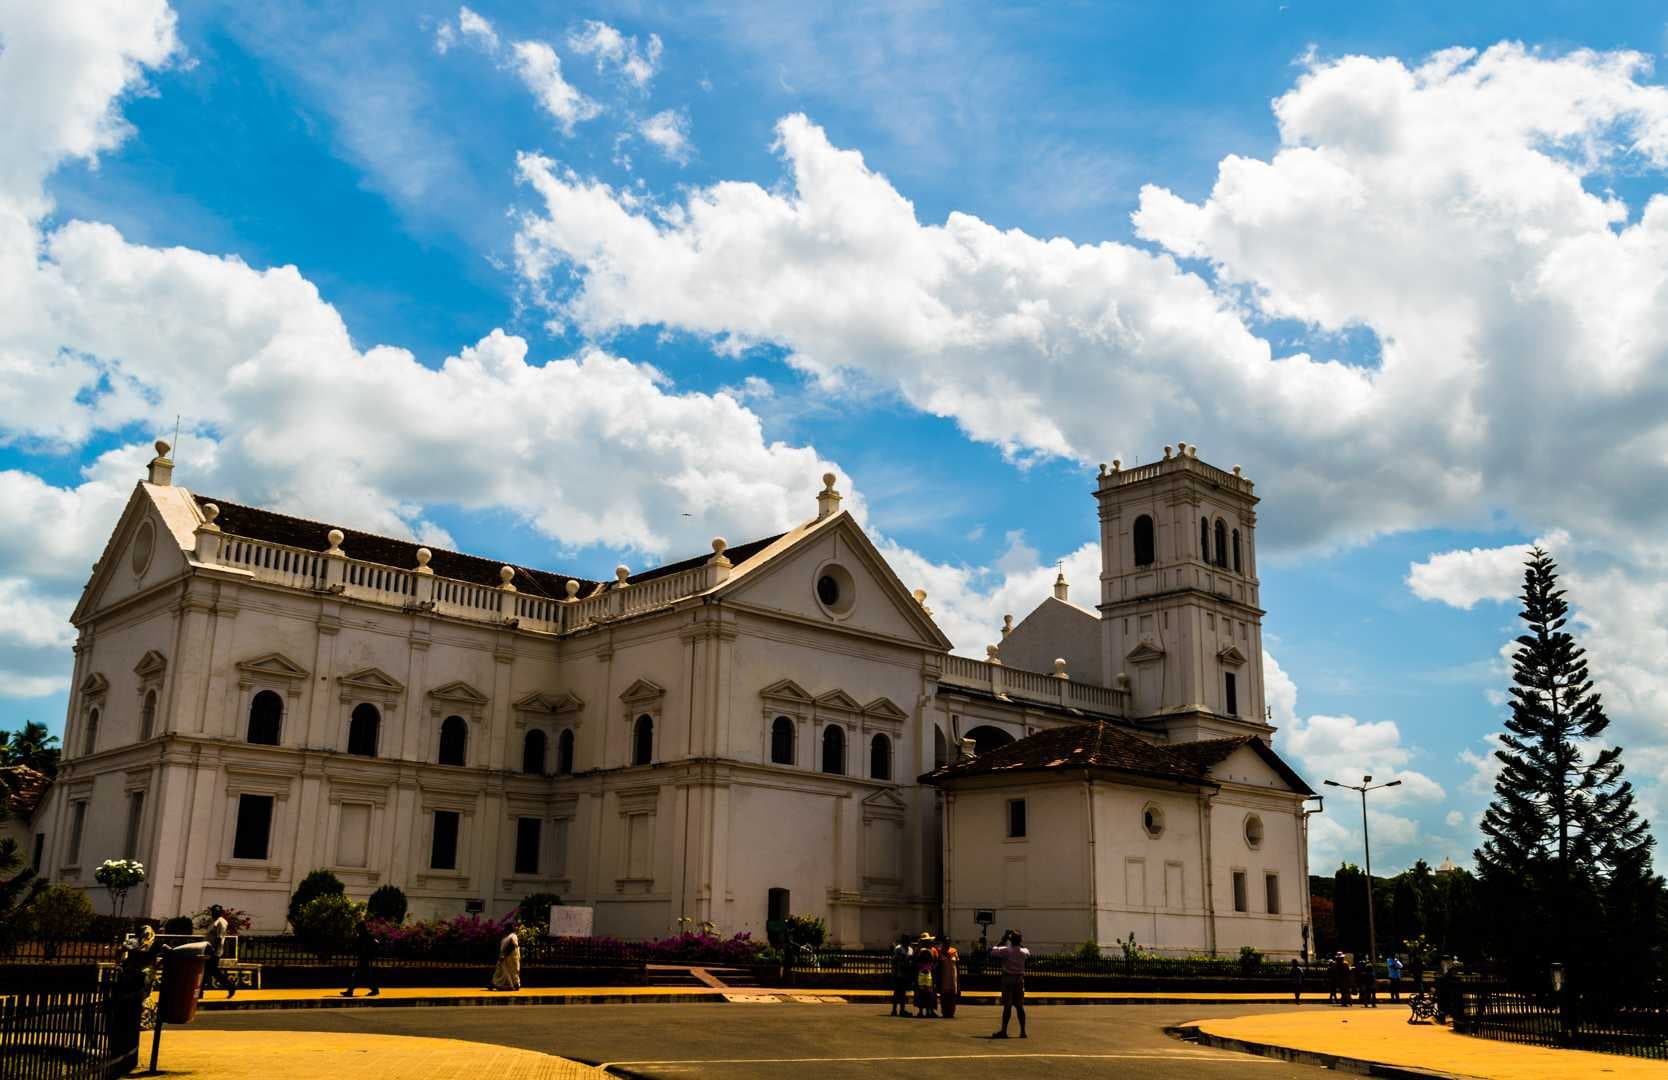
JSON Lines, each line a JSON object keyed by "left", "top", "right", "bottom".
{"left": 920, "top": 722, "right": 1209, "bottom": 786}
{"left": 194, "top": 495, "right": 784, "bottom": 599}
{"left": 1169, "top": 735, "right": 1316, "bottom": 795}
{"left": 1, "top": 765, "right": 50, "bottom": 818}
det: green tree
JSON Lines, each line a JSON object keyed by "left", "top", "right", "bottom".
{"left": 23, "top": 884, "right": 96, "bottom": 948}
{"left": 1332, "top": 864, "right": 1368, "bottom": 956}
{"left": 0, "top": 837, "right": 46, "bottom": 954}
{"left": 1476, "top": 548, "right": 1658, "bottom": 987}
{"left": 293, "top": 893, "right": 363, "bottom": 959}
{"left": 366, "top": 884, "right": 408, "bottom": 924}
{"left": 0, "top": 721, "right": 60, "bottom": 777}
{"left": 287, "top": 869, "right": 345, "bottom": 930}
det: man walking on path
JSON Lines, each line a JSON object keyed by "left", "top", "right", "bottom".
{"left": 200, "top": 905, "right": 237, "bottom": 999}
{"left": 1386, "top": 954, "right": 1403, "bottom": 1002}
{"left": 1289, "top": 957, "right": 1304, "bottom": 1003}
{"left": 989, "top": 929, "right": 1029, "bottom": 1039}
{"left": 889, "top": 935, "right": 914, "bottom": 1017}
{"left": 341, "top": 918, "right": 381, "bottom": 997}
{"left": 1355, "top": 956, "right": 1377, "bottom": 1008}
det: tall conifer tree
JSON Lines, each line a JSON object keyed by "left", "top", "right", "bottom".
{"left": 1476, "top": 548, "right": 1655, "bottom": 982}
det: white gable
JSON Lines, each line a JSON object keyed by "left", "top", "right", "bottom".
{"left": 1208, "top": 744, "right": 1293, "bottom": 791}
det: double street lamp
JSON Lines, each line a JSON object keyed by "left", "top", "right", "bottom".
{"left": 1322, "top": 775, "right": 1401, "bottom": 968}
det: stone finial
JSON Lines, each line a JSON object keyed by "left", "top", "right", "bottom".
{"left": 1053, "top": 658, "right": 1070, "bottom": 680}
{"left": 615, "top": 565, "right": 631, "bottom": 585}
{"left": 1177, "top": 441, "right": 1188, "bottom": 456}
{"left": 1162, "top": 445, "right": 1173, "bottom": 460}
{"left": 147, "top": 439, "right": 174, "bottom": 486}
{"left": 1098, "top": 462, "right": 1108, "bottom": 477}
{"left": 414, "top": 548, "right": 433, "bottom": 574}
{"left": 325, "top": 529, "right": 345, "bottom": 555}
{"left": 910, "top": 588, "right": 932, "bottom": 616}
{"left": 1187, "top": 444, "right": 1198, "bottom": 458}
{"left": 1115, "top": 672, "right": 1131, "bottom": 690}
{"left": 1001, "top": 613, "right": 1014, "bottom": 637}
{"left": 1233, "top": 464, "right": 1243, "bottom": 477}
{"left": 1053, "top": 569, "right": 1069, "bottom": 602}
{"left": 564, "top": 579, "right": 581, "bottom": 600}
{"left": 197, "top": 502, "right": 221, "bottom": 533}
{"left": 985, "top": 644, "right": 1003, "bottom": 667}
{"left": 958, "top": 736, "right": 977, "bottom": 761}
{"left": 1112, "top": 458, "right": 1121, "bottom": 471}
{"left": 709, "top": 537, "right": 731, "bottom": 567}
{"left": 816, "top": 472, "right": 842, "bottom": 521}
{"left": 498, "top": 565, "right": 517, "bottom": 591}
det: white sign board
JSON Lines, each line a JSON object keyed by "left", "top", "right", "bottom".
{"left": 549, "top": 905, "right": 594, "bottom": 939}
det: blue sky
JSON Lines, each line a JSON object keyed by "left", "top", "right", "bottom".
{"left": 8, "top": 0, "right": 1668, "bottom": 875}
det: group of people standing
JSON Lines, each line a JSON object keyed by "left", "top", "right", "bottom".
{"left": 1305, "top": 951, "right": 1403, "bottom": 1007}
{"left": 890, "top": 932, "right": 960, "bottom": 1018}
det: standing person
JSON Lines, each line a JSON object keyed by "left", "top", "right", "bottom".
{"left": 490, "top": 926, "right": 521, "bottom": 991}
{"left": 938, "top": 938, "right": 961, "bottom": 1019}
{"left": 989, "top": 929, "right": 1029, "bottom": 1039}
{"left": 889, "top": 934, "right": 914, "bottom": 1017}
{"left": 914, "top": 933, "right": 939, "bottom": 1017}
{"left": 199, "top": 905, "right": 237, "bottom": 1000}
{"left": 1289, "top": 958, "right": 1304, "bottom": 1003}
{"left": 1386, "top": 953, "right": 1403, "bottom": 1002}
{"left": 1355, "top": 956, "right": 1377, "bottom": 1008}
{"left": 341, "top": 918, "right": 381, "bottom": 998}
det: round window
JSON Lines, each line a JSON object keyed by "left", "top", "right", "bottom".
{"left": 1143, "top": 803, "right": 1164, "bottom": 839}
{"left": 1244, "top": 814, "right": 1264, "bottom": 849}
{"left": 130, "top": 520, "right": 155, "bottom": 575}
{"left": 813, "top": 563, "right": 856, "bottom": 617}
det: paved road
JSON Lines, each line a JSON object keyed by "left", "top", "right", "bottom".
{"left": 197, "top": 1001, "right": 1337, "bottom": 1078}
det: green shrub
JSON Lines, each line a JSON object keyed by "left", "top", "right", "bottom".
{"left": 287, "top": 869, "right": 345, "bottom": 930}
{"left": 162, "top": 916, "right": 194, "bottom": 934}
{"left": 367, "top": 884, "right": 408, "bottom": 924}
{"left": 294, "top": 893, "right": 363, "bottom": 958}
{"left": 24, "top": 884, "right": 95, "bottom": 944}
{"left": 1238, "top": 944, "right": 1263, "bottom": 975}
{"left": 783, "top": 914, "right": 826, "bottom": 949}
{"left": 1075, "top": 939, "right": 1103, "bottom": 962}
{"left": 516, "top": 892, "right": 562, "bottom": 929}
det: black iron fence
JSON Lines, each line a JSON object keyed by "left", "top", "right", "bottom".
{"left": 0, "top": 986, "right": 143, "bottom": 1080}
{"left": 782, "top": 948, "right": 1326, "bottom": 982}
{"left": 1462, "top": 982, "right": 1668, "bottom": 1060}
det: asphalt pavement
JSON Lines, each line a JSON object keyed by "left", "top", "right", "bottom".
{"left": 196, "top": 1001, "right": 1342, "bottom": 1078}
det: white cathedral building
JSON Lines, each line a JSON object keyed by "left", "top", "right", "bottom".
{"left": 33, "top": 439, "right": 1314, "bottom": 953}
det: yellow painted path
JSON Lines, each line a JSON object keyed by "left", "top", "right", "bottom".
{"left": 151, "top": 1029, "right": 605, "bottom": 1079}
{"left": 1191, "top": 1008, "right": 1668, "bottom": 1079}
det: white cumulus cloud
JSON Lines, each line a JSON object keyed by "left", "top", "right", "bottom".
{"left": 436, "top": 7, "right": 598, "bottom": 134}
{"left": 567, "top": 20, "right": 662, "bottom": 89}
{"left": 639, "top": 109, "right": 692, "bottom": 164}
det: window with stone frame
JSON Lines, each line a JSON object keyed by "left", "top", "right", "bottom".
{"left": 770, "top": 716, "right": 795, "bottom": 765}
{"left": 232, "top": 794, "right": 274, "bottom": 860}
{"left": 632, "top": 714, "right": 654, "bottom": 766}
{"left": 556, "top": 729, "right": 575, "bottom": 775}
{"left": 438, "top": 715, "right": 468, "bottom": 766}
{"left": 820, "top": 725, "right": 845, "bottom": 775}
{"left": 1133, "top": 514, "right": 1156, "bottom": 566}
{"left": 247, "top": 690, "right": 283, "bottom": 745}
{"left": 522, "top": 728, "right": 547, "bottom": 775}
{"left": 347, "top": 703, "right": 380, "bottom": 756}
{"left": 869, "top": 733, "right": 892, "bottom": 781}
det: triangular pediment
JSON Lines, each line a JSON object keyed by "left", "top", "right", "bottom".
{"left": 512, "top": 690, "right": 560, "bottom": 713}
{"left": 338, "top": 667, "right": 405, "bottom": 695}
{"left": 550, "top": 690, "right": 585, "bottom": 714}
{"left": 862, "top": 696, "right": 908, "bottom": 721}
{"left": 619, "top": 678, "right": 665, "bottom": 704}
{"left": 759, "top": 678, "right": 814, "bottom": 703}
{"left": 862, "top": 787, "right": 907, "bottom": 811}
{"left": 815, "top": 689, "right": 863, "bottom": 713}
{"left": 79, "top": 672, "right": 110, "bottom": 698}
{"left": 72, "top": 484, "right": 195, "bottom": 626}
{"left": 133, "top": 650, "right": 168, "bottom": 679}
{"left": 428, "top": 680, "right": 489, "bottom": 706}
{"left": 235, "top": 652, "right": 310, "bottom": 681}
{"left": 1216, "top": 644, "right": 1248, "bottom": 667}
{"left": 1126, "top": 640, "right": 1166, "bottom": 664}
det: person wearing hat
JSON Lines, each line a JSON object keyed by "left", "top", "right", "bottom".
{"left": 989, "top": 929, "right": 1030, "bottom": 1038}
{"left": 914, "top": 932, "right": 939, "bottom": 1017}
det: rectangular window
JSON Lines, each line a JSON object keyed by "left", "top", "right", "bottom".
{"left": 31, "top": 832, "right": 45, "bottom": 874}
{"left": 123, "top": 791, "right": 145, "bottom": 860}
{"left": 1265, "top": 872, "right": 1281, "bottom": 915}
{"left": 1006, "top": 798, "right": 1027, "bottom": 839}
{"left": 430, "top": 809, "right": 460, "bottom": 871}
{"left": 68, "top": 800, "right": 87, "bottom": 866}
{"left": 514, "top": 817, "right": 541, "bottom": 876}
{"left": 232, "top": 794, "right": 274, "bottom": 860}
{"left": 336, "top": 803, "right": 370, "bottom": 868}
{"left": 1232, "top": 870, "right": 1248, "bottom": 913}
{"left": 1225, "top": 672, "right": 1238, "bottom": 716}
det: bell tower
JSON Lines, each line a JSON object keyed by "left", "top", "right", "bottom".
{"left": 1094, "top": 443, "right": 1272, "bottom": 743}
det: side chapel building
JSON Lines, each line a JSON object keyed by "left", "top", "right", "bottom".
{"left": 33, "top": 439, "right": 1314, "bottom": 953}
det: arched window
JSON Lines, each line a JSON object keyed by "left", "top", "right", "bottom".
{"left": 1133, "top": 514, "right": 1155, "bottom": 567}
{"left": 821, "top": 725, "right": 845, "bottom": 775}
{"left": 770, "top": 716, "right": 795, "bottom": 765}
{"left": 347, "top": 703, "right": 380, "bottom": 757}
{"left": 870, "top": 733, "right": 892, "bottom": 781}
{"left": 247, "top": 690, "right": 283, "bottom": 746}
{"left": 438, "top": 715, "right": 468, "bottom": 766}
{"left": 967, "top": 725, "right": 1016, "bottom": 757}
{"left": 1214, "top": 518, "right": 1228, "bottom": 568}
{"left": 632, "top": 715, "right": 654, "bottom": 766}
{"left": 83, "top": 708, "right": 100, "bottom": 756}
{"left": 522, "top": 729, "right": 547, "bottom": 775}
{"left": 1200, "top": 517, "right": 1210, "bottom": 561}
{"left": 557, "top": 729, "right": 575, "bottom": 775}
{"left": 1232, "top": 529, "right": 1242, "bottom": 573}
{"left": 140, "top": 690, "right": 158, "bottom": 740}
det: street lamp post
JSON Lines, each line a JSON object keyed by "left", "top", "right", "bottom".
{"left": 1322, "top": 775, "right": 1401, "bottom": 968}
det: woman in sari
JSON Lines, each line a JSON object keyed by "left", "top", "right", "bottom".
{"left": 937, "top": 938, "right": 960, "bottom": 1018}
{"left": 491, "top": 927, "right": 522, "bottom": 991}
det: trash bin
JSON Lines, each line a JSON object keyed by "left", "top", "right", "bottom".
{"left": 160, "top": 942, "right": 208, "bottom": 1025}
